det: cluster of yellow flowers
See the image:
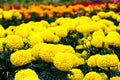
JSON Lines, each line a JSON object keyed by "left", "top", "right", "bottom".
{"left": 76, "top": 16, "right": 120, "bottom": 49}
{"left": 87, "top": 54, "right": 101, "bottom": 67}
{"left": 83, "top": 71, "right": 108, "bottom": 80}
{"left": 10, "top": 43, "right": 85, "bottom": 71}
{"left": 14, "top": 68, "right": 40, "bottom": 80}
{"left": 110, "top": 76, "right": 120, "bottom": 80}
{"left": 97, "top": 55, "right": 119, "bottom": 71}
{"left": 1, "top": 12, "right": 120, "bottom": 79}
{"left": 0, "top": 9, "right": 22, "bottom": 20}
{"left": 53, "top": 52, "right": 85, "bottom": 71}
{"left": 97, "top": 11, "right": 120, "bottom": 22}
{"left": 87, "top": 54, "right": 119, "bottom": 71}
{"left": 1, "top": 13, "right": 120, "bottom": 49}
{"left": 67, "top": 68, "right": 84, "bottom": 80}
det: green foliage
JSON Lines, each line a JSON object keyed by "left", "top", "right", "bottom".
{"left": 59, "top": 31, "right": 84, "bottom": 49}
{"left": 0, "top": 16, "right": 22, "bottom": 29}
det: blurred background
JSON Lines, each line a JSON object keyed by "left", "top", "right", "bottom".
{"left": 0, "top": 0, "right": 112, "bottom": 5}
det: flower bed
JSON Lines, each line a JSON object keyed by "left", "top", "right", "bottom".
{"left": 0, "top": 2, "right": 120, "bottom": 29}
{"left": 1, "top": 11, "right": 120, "bottom": 80}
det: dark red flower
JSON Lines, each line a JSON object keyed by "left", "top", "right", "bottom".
{"left": 0, "top": 4, "right": 1, "bottom": 8}
{"left": 17, "top": 5, "right": 21, "bottom": 10}
{"left": 9, "top": 4, "right": 13, "bottom": 10}
{"left": 66, "top": 4, "right": 68, "bottom": 8}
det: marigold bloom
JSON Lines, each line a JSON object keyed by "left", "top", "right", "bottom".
{"left": 6, "top": 35, "right": 24, "bottom": 49}
{"left": 15, "top": 68, "right": 40, "bottom": 80}
{"left": 83, "top": 72, "right": 102, "bottom": 80}
{"left": 53, "top": 52, "right": 73, "bottom": 71}
{"left": 10, "top": 50, "right": 32, "bottom": 66}
{"left": 68, "top": 69, "right": 84, "bottom": 80}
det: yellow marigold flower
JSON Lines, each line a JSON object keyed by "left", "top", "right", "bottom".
{"left": 53, "top": 35, "right": 60, "bottom": 43}
{"left": 109, "top": 25, "right": 116, "bottom": 31}
{"left": 76, "top": 24, "right": 87, "bottom": 33}
{"left": 6, "top": 35, "right": 24, "bottom": 49}
{"left": 27, "top": 21, "right": 35, "bottom": 25}
{"left": 65, "top": 22, "right": 77, "bottom": 31}
{"left": 58, "top": 44, "right": 75, "bottom": 54}
{"left": 76, "top": 25, "right": 86, "bottom": 33}
{"left": 91, "top": 36, "right": 105, "bottom": 48}
{"left": 26, "top": 48, "right": 36, "bottom": 61}
{"left": 83, "top": 71, "right": 102, "bottom": 80}
{"left": 105, "top": 31, "right": 120, "bottom": 47}
{"left": 14, "top": 24, "right": 32, "bottom": 38}
{"left": 0, "top": 29, "right": 13, "bottom": 38}
{"left": 116, "top": 27, "right": 120, "bottom": 31}
{"left": 110, "top": 76, "right": 120, "bottom": 80}
{"left": 97, "top": 54, "right": 119, "bottom": 71}
{"left": 117, "top": 16, "right": 120, "bottom": 22}
{"left": 0, "top": 8, "right": 3, "bottom": 13}
{"left": 3, "top": 11, "right": 13, "bottom": 20}
{"left": 104, "top": 12, "right": 113, "bottom": 18}
{"left": 92, "top": 30, "right": 105, "bottom": 37}
{"left": 14, "top": 11, "right": 22, "bottom": 19}
{"left": 53, "top": 52, "right": 73, "bottom": 71}
{"left": 78, "top": 58, "right": 85, "bottom": 65}
{"left": 86, "top": 41, "right": 91, "bottom": 48}
{"left": 42, "top": 30, "right": 54, "bottom": 42}
{"left": 16, "top": 14, "right": 22, "bottom": 20}
{"left": 84, "top": 39, "right": 89, "bottom": 44}
{"left": 39, "top": 44, "right": 60, "bottom": 62}
{"left": 31, "top": 43, "right": 47, "bottom": 60}
{"left": 4, "top": 29, "right": 14, "bottom": 36}
{"left": 15, "top": 68, "right": 40, "bottom": 80}
{"left": 76, "top": 45, "right": 84, "bottom": 49}
{"left": 77, "top": 22, "right": 99, "bottom": 33}
{"left": 39, "top": 20, "right": 49, "bottom": 27}
{"left": 67, "top": 69, "right": 84, "bottom": 80}
{"left": 79, "top": 16, "right": 92, "bottom": 24}
{"left": 75, "top": 53, "right": 82, "bottom": 58}
{"left": 96, "top": 22, "right": 106, "bottom": 30}
{"left": 85, "top": 7, "right": 90, "bottom": 11}
{"left": 32, "top": 26, "right": 46, "bottom": 32}
{"left": 50, "top": 22, "right": 57, "bottom": 27}
{"left": 117, "top": 62, "right": 120, "bottom": 72}
{"left": 92, "top": 15, "right": 101, "bottom": 21}
{"left": 6, "top": 26, "right": 16, "bottom": 31}
{"left": 22, "top": 76, "right": 40, "bottom": 80}
{"left": 87, "top": 36, "right": 92, "bottom": 40}
{"left": 99, "top": 73, "right": 108, "bottom": 80}
{"left": 28, "top": 32, "right": 43, "bottom": 46}
{"left": 55, "top": 17, "right": 65, "bottom": 25}
{"left": 112, "top": 13, "right": 119, "bottom": 20}
{"left": 104, "top": 27, "right": 112, "bottom": 34}
{"left": 98, "top": 19, "right": 114, "bottom": 27}
{"left": 0, "top": 38, "right": 6, "bottom": 51}
{"left": 97, "top": 12, "right": 106, "bottom": 18}
{"left": 87, "top": 54, "right": 101, "bottom": 67}
{"left": 10, "top": 50, "right": 32, "bottom": 66}
{"left": 81, "top": 50, "right": 88, "bottom": 56}
{"left": 53, "top": 26, "right": 68, "bottom": 38}
{"left": 68, "top": 53, "right": 84, "bottom": 67}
